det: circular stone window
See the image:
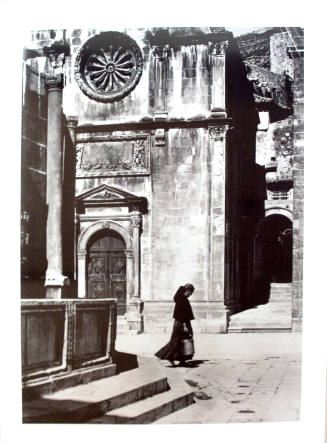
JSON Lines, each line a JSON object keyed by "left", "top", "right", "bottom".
{"left": 74, "top": 31, "right": 143, "bottom": 103}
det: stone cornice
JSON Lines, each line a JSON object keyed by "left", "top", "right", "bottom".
{"left": 147, "top": 30, "right": 233, "bottom": 49}
{"left": 76, "top": 117, "right": 233, "bottom": 134}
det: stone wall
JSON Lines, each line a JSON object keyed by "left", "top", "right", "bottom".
{"left": 23, "top": 27, "right": 302, "bottom": 332}
{"left": 290, "top": 37, "right": 304, "bottom": 332}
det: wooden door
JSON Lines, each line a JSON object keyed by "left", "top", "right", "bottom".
{"left": 87, "top": 230, "right": 126, "bottom": 314}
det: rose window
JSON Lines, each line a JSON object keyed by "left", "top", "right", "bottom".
{"left": 75, "top": 31, "right": 143, "bottom": 103}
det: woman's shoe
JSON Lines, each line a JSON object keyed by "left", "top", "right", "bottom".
{"left": 178, "top": 360, "right": 187, "bottom": 367}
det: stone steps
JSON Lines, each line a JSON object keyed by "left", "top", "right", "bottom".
{"left": 23, "top": 356, "right": 194, "bottom": 424}
{"left": 23, "top": 356, "right": 167, "bottom": 423}
{"left": 228, "top": 284, "right": 292, "bottom": 333}
{"left": 87, "top": 367, "right": 194, "bottom": 424}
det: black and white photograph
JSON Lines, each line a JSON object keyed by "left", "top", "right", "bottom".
{"left": 19, "top": 24, "right": 304, "bottom": 424}
{"left": 1, "top": 3, "right": 326, "bottom": 442}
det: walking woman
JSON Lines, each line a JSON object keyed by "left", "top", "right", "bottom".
{"left": 155, "top": 283, "right": 195, "bottom": 366}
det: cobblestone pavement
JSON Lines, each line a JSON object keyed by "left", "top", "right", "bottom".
{"left": 116, "top": 332, "right": 302, "bottom": 424}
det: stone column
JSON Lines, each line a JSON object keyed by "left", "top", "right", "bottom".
{"left": 126, "top": 211, "right": 143, "bottom": 333}
{"left": 208, "top": 125, "right": 229, "bottom": 331}
{"left": 45, "top": 74, "right": 68, "bottom": 298}
{"left": 77, "top": 250, "right": 87, "bottom": 298}
{"left": 153, "top": 45, "right": 170, "bottom": 121}
{"left": 209, "top": 41, "right": 228, "bottom": 118}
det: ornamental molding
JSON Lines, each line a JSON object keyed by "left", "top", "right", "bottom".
{"left": 78, "top": 219, "right": 132, "bottom": 252}
{"left": 74, "top": 31, "right": 143, "bottom": 103}
{"left": 76, "top": 183, "right": 142, "bottom": 202}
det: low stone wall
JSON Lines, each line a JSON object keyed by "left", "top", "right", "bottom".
{"left": 21, "top": 299, "right": 117, "bottom": 398}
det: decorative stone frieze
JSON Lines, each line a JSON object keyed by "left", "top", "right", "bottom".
{"left": 74, "top": 31, "right": 143, "bottom": 103}
{"left": 76, "top": 133, "right": 150, "bottom": 177}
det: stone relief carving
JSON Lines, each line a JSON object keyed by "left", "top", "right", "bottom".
{"left": 74, "top": 31, "right": 143, "bottom": 103}
{"left": 76, "top": 134, "right": 150, "bottom": 177}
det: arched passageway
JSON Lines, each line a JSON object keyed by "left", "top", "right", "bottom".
{"left": 254, "top": 214, "right": 293, "bottom": 304}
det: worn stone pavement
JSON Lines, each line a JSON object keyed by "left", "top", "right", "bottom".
{"left": 116, "top": 332, "right": 302, "bottom": 424}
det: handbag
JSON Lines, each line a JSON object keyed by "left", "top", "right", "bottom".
{"left": 181, "top": 338, "right": 195, "bottom": 357}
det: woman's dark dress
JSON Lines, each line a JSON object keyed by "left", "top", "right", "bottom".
{"left": 155, "top": 287, "right": 195, "bottom": 362}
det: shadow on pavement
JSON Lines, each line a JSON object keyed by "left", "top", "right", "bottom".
{"left": 184, "top": 359, "right": 209, "bottom": 368}
{"left": 112, "top": 351, "right": 138, "bottom": 374}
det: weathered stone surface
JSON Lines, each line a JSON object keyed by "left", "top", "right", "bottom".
{"left": 22, "top": 27, "right": 304, "bottom": 333}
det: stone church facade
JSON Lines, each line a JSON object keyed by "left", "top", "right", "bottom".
{"left": 21, "top": 27, "right": 304, "bottom": 334}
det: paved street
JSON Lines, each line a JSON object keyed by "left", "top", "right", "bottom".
{"left": 116, "top": 332, "right": 302, "bottom": 423}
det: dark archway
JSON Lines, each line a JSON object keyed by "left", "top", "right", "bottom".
{"left": 86, "top": 229, "right": 127, "bottom": 314}
{"left": 253, "top": 214, "right": 293, "bottom": 305}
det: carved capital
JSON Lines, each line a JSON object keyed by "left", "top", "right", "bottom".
{"left": 45, "top": 74, "right": 64, "bottom": 90}
{"left": 45, "top": 270, "right": 70, "bottom": 287}
{"left": 153, "top": 45, "right": 171, "bottom": 60}
{"left": 155, "top": 128, "right": 165, "bottom": 147}
{"left": 66, "top": 116, "right": 78, "bottom": 129}
{"left": 125, "top": 250, "right": 133, "bottom": 259}
{"left": 130, "top": 213, "right": 142, "bottom": 229}
{"left": 43, "top": 41, "right": 70, "bottom": 70}
{"left": 209, "top": 125, "right": 228, "bottom": 140}
{"left": 209, "top": 40, "right": 229, "bottom": 56}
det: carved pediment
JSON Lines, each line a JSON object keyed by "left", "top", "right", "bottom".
{"left": 76, "top": 184, "right": 147, "bottom": 213}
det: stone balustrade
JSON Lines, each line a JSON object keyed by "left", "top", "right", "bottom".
{"left": 21, "top": 299, "right": 117, "bottom": 398}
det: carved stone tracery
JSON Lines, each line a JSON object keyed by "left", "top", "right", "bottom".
{"left": 75, "top": 31, "right": 143, "bottom": 103}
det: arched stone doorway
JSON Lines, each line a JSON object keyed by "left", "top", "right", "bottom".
{"left": 254, "top": 213, "right": 293, "bottom": 304}
{"left": 87, "top": 229, "right": 127, "bottom": 314}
